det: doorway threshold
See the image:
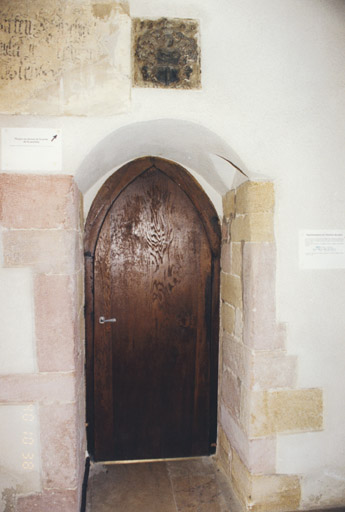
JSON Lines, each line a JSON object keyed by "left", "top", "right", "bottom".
{"left": 86, "top": 456, "right": 242, "bottom": 512}
{"left": 101, "top": 456, "right": 206, "bottom": 465}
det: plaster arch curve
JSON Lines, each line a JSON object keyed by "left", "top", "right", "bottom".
{"left": 75, "top": 119, "right": 253, "bottom": 217}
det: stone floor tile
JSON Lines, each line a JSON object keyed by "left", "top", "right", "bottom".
{"left": 169, "top": 474, "right": 227, "bottom": 512}
{"left": 87, "top": 461, "right": 177, "bottom": 512}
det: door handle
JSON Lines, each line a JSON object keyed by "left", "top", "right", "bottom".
{"left": 99, "top": 316, "right": 117, "bottom": 324}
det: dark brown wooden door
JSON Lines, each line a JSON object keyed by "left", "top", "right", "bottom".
{"left": 85, "top": 158, "right": 220, "bottom": 462}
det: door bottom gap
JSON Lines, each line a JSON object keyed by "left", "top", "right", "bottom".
{"left": 100, "top": 456, "right": 206, "bottom": 465}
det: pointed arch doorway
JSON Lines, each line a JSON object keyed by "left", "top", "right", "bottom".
{"left": 84, "top": 157, "right": 220, "bottom": 462}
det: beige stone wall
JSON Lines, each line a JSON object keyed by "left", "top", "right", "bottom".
{"left": 217, "top": 181, "right": 323, "bottom": 512}
{"left": 0, "top": 175, "right": 85, "bottom": 512}
{"left": 0, "top": 0, "right": 131, "bottom": 115}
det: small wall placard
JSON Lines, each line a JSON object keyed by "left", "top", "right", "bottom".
{"left": 299, "top": 230, "right": 345, "bottom": 269}
{"left": 1, "top": 128, "right": 62, "bottom": 172}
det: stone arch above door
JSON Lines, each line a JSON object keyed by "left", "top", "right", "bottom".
{"left": 75, "top": 119, "right": 253, "bottom": 218}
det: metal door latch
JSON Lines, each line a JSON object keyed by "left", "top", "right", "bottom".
{"left": 99, "top": 316, "right": 117, "bottom": 324}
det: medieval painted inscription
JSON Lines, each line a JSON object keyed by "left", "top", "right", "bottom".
{"left": 0, "top": 0, "right": 131, "bottom": 115}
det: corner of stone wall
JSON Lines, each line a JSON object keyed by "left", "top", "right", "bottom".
{"left": 0, "top": 174, "right": 86, "bottom": 512}
{"left": 217, "top": 180, "right": 323, "bottom": 512}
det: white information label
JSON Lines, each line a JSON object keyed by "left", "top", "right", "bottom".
{"left": 1, "top": 128, "right": 62, "bottom": 172}
{"left": 299, "top": 230, "right": 345, "bottom": 269}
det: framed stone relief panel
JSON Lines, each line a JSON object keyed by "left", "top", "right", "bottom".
{"left": 132, "top": 17, "right": 201, "bottom": 89}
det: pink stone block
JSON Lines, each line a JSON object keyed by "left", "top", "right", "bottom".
{"left": 74, "top": 229, "right": 85, "bottom": 273}
{"left": 75, "top": 330, "right": 86, "bottom": 387}
{"left": 0, "top": 174, "right": 79, "bottom": 229}
{"left": 221, "top": 369, "right": 241, "bottom": 420}
{"left": 40, "top": 403, "right": 79, "bottom": 489}
{"left": 247, "top": 435, "right": 276, "bottom": 474}
{"left": 222, "top": 333, "right": 245, "bottom": 380}
{"left": 220, "top": 405, "right": 276, "bottom": 474}
{"left": 0, "top": 373, "right": 76, "bottom": 403}
{"left": 71, "top": 180, "right": 84, "bottom": 233}
{"left": 251, "top": 350, "right": 297, "bottom": 390}
{"left": 76, "top": 268, "right": 85, "bottom": 312}
{"left": 17, "top": 489, "right": 79, "bottom": 512}
{"left": 76, "top": 389, "right": 87, "bottom": 488}
{"left": 242, "top": 243, "right": 281, "bottom": 350}
{"left": 275, "top": 322, "right": 287, "bottom": 348}
{"left": 73, "top": 305, "right": 86, "bottom": 376}
{"left": 3, "top": 229, "right": 80, "bottom": 274}
{"left": 35, "top": 274, "right": 77, "bottom": 372}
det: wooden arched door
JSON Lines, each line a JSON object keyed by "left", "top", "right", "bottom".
{"left": 84, "top": 157, "right": 220, "bottom": 462}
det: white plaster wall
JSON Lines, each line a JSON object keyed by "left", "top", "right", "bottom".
{"left": 1, "top": 0, "right": 345, "bottom": 508}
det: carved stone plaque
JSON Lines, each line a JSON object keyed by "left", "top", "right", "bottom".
{"left": 0, "top": 0, "right": 131, "bottom": 116}
{"left": 132, "top": 18, "right": 201, "bottom": 89}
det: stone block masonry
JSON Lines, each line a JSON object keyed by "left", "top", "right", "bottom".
{"left": 248, "top": 388, "right": 323, "bottom": 438}
{"left": 231, "top": 449, "right": 301, "bottom": 512}
{"left": 0, "top": 174, "right": 85, "bottom": 512}
{"left": 218, "top": 179, "right": 323, "bottom": 512}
